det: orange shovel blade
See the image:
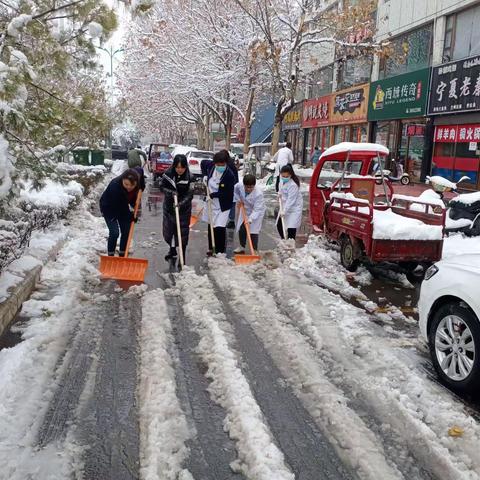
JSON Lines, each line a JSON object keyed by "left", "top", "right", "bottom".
{"left": 234, "top": 253, "right": 261, "bottom": 265}
{"left": 99, "top": 255, "right": 148, "bottom": 282}
{"left": 189, "top": 214, "right": 200, "bottom": 228}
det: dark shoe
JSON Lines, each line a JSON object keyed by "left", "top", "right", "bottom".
{"left": 206, "top": 250, "right": 214, "bottom": 257}
{"left": 165, "top": 247, "right": 178, "bottom": 261}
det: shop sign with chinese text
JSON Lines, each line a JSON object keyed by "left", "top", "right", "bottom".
{"left": 302, "top": 95, "right": 330, "bottom": 128}
{"left": 429, "top": 55, "right": 480, "bottom": 115}
{"left": 283, "top": 102, "right": 303, "bottom": 130}
{"left": 434, "top": 124, "right": 480, "bottom": 143}
{"left": 330, "top": 84, "right": 369, "bottom": 125}
{"left": 368, "top": 69, "right": 430, "bottom": 121}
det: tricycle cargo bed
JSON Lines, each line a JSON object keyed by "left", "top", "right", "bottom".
{"left": 371, "top": 239, "right": 443, "bottom": 262}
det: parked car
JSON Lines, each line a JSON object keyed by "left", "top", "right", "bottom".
{"left": 419, "top": 254, "right": 480, "bottom": 393}
{"left": 186, "top": 150, "right": 214, "bottom": 177}
{"left": 148, "top": 143, "right": 172, "bottom": 181}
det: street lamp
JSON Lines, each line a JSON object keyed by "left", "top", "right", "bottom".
{"left": 96, "top": 45, "right": 124, "bottom": 88}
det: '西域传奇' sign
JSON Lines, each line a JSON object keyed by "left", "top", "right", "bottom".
{"left": 368, "top": 68, "right": 430, "bottom": 121}
{"left": 429, "top": 55, "right": 480, "bottom": 115}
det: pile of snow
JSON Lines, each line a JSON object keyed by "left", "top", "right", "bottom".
{"left": 450, "top": 190, "right": 480, "bottom": 206}
{"left": 20, "top": 179, "right": 83, "bottom": 209}
{"left": 293, "top": 165, "right": 313, "bottom": 178}
{"left": 0, "top": 134, "right": 14, "bottom": 199}
{"left": 111, "top": 159, "right": 127, "bottom": 176}
{"left": 372, "top": 208, "right": 443, "bottom": 240}
{"left": 331, "top": 191, "right": 370, "bottom": 205}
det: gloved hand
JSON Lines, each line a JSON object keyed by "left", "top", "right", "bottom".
{"left": 247, "top": 217, "right": 253, "bottom": 224}
{"left": 131, "top": 212, "right": 138, "bottom": 223}
{"left": 202, "top": 176, "right": 208, "bottom": 186}
{"left": 209, "top": 191, "right": 219, "bottom": 199}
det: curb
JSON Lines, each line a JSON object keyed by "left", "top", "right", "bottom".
{"left": 0, "top": 265, "right": 42, "bottom": 337}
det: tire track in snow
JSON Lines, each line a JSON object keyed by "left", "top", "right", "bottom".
{"left": 226, "top": 261, "right": 480, "bottom": 480}
{"left": 209, "top": 259, "right": 404, "bottom": 480}
{"left": 175, "top": 270, "right": 295, "bottom": 480}
{"left": 160, "top": 274, "right": 246, "bottom": 480}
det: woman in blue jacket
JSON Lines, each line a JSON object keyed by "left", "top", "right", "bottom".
{"left": 99, "top": 169, "right": 140, "bottom": 256}
{"left": 201, "top": 150, "right": 236, "bottom": 255}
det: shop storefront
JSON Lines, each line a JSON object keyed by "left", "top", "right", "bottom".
{"left": 302, "top": 95, "right": 330, "bottom": 165}
{"left": 282, "top": 101, "right": 304, "bottom": 163}
{"left": 368, "top": 68, "right": 431, "bottom": 182}
{"left": 428, "top": 55, "right": 480, "bottom": 189}
{"left": 330, "top": 84, "right": 370, "bottom": 145}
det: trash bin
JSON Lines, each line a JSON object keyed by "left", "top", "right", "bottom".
{"left": 91, "top": 150, "right": 105, "bottom": 166}
{"left": 72, "top": 149, "right": 90, "bottom": 166}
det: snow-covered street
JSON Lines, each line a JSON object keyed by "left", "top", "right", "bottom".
{"left": 1, "top": 178, "right": 480, "bottom": 480}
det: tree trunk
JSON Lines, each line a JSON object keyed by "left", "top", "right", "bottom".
{"left": 243, "top": 87, "right": 255, "bottom": 156}
{"left": 271, "top": 113, "right": 283, "bottom": 156}
{"left": 196, "top": 122, "right": 206, "bottom": 149}
{"left": 225, "top": 122, "right": 232, "bottom": 150}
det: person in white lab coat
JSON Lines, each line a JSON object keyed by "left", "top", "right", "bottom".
{"left": 277, "top": 164, "right": 303, "bottom": 240}
{"left": 233, "top": 174, "right": 266, "bottom": 254}
{"left": 273, "top": 142, "right": 294, "bottom": 191}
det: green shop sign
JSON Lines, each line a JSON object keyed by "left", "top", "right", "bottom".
{"left": 368, "top": 68, "right": 430, "bottom": 121}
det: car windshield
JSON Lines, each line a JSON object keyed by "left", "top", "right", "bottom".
{"left": 317, "top": 160, "right": 363, "bottom": 189}
{"left": 191, "top": 152, "right": 213, "bottom": 160}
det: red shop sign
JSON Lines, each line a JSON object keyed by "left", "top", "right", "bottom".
{"left": 435, "top": 124, "right": 480, "bottom": 143}
{"left": 406, "top": 124, "right": 426, "bottom": 137}
{"left": 302, "top": 96, "right": 330, "bottom": 128}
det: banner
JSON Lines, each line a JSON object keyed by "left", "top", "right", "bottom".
{"left": 429, "top": 55, "right": 480, "bottom": 115}
{"left": 302, "top": 95, "right": 330, "bottom": 128}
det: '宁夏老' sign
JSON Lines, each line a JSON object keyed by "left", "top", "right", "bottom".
{"left": 428, "top": 55, "right": 480, "bottom": 115}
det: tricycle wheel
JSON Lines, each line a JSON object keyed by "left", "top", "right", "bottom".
{"left": 340, "top": 236, "right": 359, "bottom": 272}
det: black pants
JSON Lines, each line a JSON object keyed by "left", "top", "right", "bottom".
{"left": 208, "top": 226, "right": 227, "bottom": 253}
{"left": 239, "top": 224, "right": 259, "bottom": 250}
{"left": 104, "top": 216, "right": 131, "bottom": 256}
{"left": 276, "top": 218, "right": 297, "bottom": 240}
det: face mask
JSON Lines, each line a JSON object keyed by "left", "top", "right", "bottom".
{"left": 215, "top": 166, "right": 226, "bottom": 173}
{"left": 245, "top": 191, "right": 251, "bottom": 196}
{"left": 281, "top": 177, "right": 290, "bottom": 184}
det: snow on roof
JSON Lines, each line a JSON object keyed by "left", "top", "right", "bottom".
{"left": 450, "top": 190, "right": 480, "bottom": 206}
{"left": 321, "top": 142, "right": 389, "bottom": 158}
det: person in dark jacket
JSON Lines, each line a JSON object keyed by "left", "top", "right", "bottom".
{"left": 161, "top": 154, "right": 193, "bottom": 264}
{"left": 201, "top": 149, "right": 237, "bottom": 255}
{"left": 99, "top": 169, "right": 140, "bottom": 256}
{"left": 227, "top": 152, "right": 239, "bottom": 228}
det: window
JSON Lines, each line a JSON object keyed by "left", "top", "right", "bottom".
{"left": 379, "top": 24, "right": 433, "bottom": 79}
{"left": 337, "top": 55, "right": 372, "bottom": 89}
{"left": 317, "top": 160, "right": 363, "bottom": 188}
{"left": 443, "top": 4, "right": 480, "bottom": 62}
{"left": 308, "top": 65, "right": 334, "bottom": 98}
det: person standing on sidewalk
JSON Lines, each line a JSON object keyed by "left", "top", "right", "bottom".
{"left": 201, "top": 150, "right": 236, "bottom": 255}
{"left": 273, "top": 142, "right": 294, "bottom": 192}
{"left": 127, "top": 145, "right": 147, "bottom": 169}
{"left": 99, "top": 169, "right": 140, "bottom": 257}
{"left": 161, "top": 154, "right": 193, "bottom": 264}
{"left": 227, "top": 152, "right": 239, "bottom": 229}
{"left": 233, "top": 174, "right": 266, "bottom": 254}
{"left": 277, "top": 164, "right": 303, "bottom": 241}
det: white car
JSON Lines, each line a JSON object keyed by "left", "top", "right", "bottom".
{"left": 186, "top": 150, "right": 214, "bottom": 177}
{"left": 419, "top": 254, "right": 480, "bottom": 393}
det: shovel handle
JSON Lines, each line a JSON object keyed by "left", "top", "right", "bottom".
{"left": 278, "top": 193, "right": 287, "bottom": 240}
{"left": 124, "top": 190, "right": 142, "bottom": 259}
{"left": 240, "top": 203, "right": 255, "bottom": 255}
{"left": 174, "top": 193, "right": 184, "bottom": 268}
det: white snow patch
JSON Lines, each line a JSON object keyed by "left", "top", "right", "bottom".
{"left": 20, "top": 179, "right": 83, "bottom": 209}
{"left": 450, "top": 191, "right": 480, "bottom": 206}
{"left": 0, "top": 270, "right": 23, "bottom": 302}
{"left": 176, "top": 270, "right": 294, "bottom": 480}
{"left": 7, "top": 14, "right": 32, "bottom": 38}
{"left": 443, "top": 233, "right": 480, "bottom": 259}
{"left": 139, "top": 289, "right": 192, "bottom": 480}
{"left": 321, "top": 142, "right": 389, "bottom": 158}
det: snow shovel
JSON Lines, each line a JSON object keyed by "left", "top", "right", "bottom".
{"left": 174, "top": 192, "right": 185, "bottom": 269}
{"left": 278, "top": 193, "right": 288, "bottom": 240}
{"left": 99, "top": 190, "right": 148, "bottom": 282}
{"left": 206, "top": 184, "right": 216, "bottom": 255}
{"left": 234, "top": 203, "right": 261, "bottom": 265}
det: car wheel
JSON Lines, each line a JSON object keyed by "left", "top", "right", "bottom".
{"left": 428, "top": 302, "right": 480, "bottom": 394}
{"left": 401, "top": 175, "right": 410, "bottom": 185}
{"left": 340, "top": 236, "right": 359, "bottom": 272}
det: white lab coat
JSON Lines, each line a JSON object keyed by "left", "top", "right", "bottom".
{"left": 202, "top": 170, "right": 230, "bottom": 227}
{"left": 278, "top": 180, "right": 303, "bottom": 229}
{"left": 273, "top": 147, "right": 294, "bottom": 176}
{"left": 234, "top": 184, "right": 266, "bottom": 235}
